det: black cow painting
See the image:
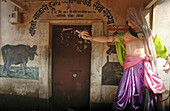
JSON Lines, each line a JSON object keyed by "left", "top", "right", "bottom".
{"left": 1, "top": 44, "right": 38, "bottom": 76}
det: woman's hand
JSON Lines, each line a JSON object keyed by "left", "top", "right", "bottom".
{"left": 163, "top": 56, "right": 170, "bottom": 74}
{"left": 76, "top": 30, "right": 92, "bottom": 40}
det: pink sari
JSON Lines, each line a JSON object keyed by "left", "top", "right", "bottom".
{"left": 124, "top": 56, "right": 165, "bottom": 94}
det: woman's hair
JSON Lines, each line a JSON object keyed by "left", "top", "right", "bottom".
{"left": 126, "top": 7, "right": 144, "bottom": 32}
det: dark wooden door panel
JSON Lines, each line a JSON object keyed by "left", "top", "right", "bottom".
{"left": 52, "top": 25, "right": 91, "bottom": 109}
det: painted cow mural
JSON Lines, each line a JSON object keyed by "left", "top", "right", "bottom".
{"left": 1, "top": 44, "right": 38, "bottom": 75}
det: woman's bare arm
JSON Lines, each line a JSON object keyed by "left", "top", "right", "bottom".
{"left": 76, "top": 30, "right": 120, "bottom": 42}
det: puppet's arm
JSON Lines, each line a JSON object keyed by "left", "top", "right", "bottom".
{"left": 76, "top": 30, "right": 120, "bottom": 42}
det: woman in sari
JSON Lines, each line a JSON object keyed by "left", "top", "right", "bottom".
{"left": 76, "top": 7, "right": 170, "bottom": 111}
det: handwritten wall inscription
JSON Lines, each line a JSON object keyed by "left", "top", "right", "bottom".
{"left": 29, "top": 0, "right": 115, "bottom": 36}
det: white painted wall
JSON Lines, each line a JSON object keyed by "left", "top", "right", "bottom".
{"left": 153, "top": 0, "right": 170, "bottom": 52}
{"left": 153, "top": 0, "right": 170, "bottom": 108}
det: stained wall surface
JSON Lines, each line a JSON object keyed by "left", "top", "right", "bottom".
{"left": 0, "top": 0, "right": 169, "bottom": 108}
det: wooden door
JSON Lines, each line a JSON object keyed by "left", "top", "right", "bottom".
{"left": 52, "top": 25, "right": 91, "bottom": 110}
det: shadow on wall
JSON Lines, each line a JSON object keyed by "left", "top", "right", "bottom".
{"left": 156, "top": 0, "right": 167, "bottom": 6}
{"left": 0, "top": 44, "right": 39, "bottom": 80}
{"left": 102, "top": 45, "right": 124, "bottom": 86}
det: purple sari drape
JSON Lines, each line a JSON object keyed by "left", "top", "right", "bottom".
{"left": 113, "top": 56, "right": 165, "bottom": 110}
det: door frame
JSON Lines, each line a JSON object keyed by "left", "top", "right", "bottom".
{"left": 38, "top": 20, "right": 104, "bottom": 107}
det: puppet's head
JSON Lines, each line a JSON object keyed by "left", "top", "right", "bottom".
{"left": 126, "top": 7, "right": 151, "bottom": 38}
